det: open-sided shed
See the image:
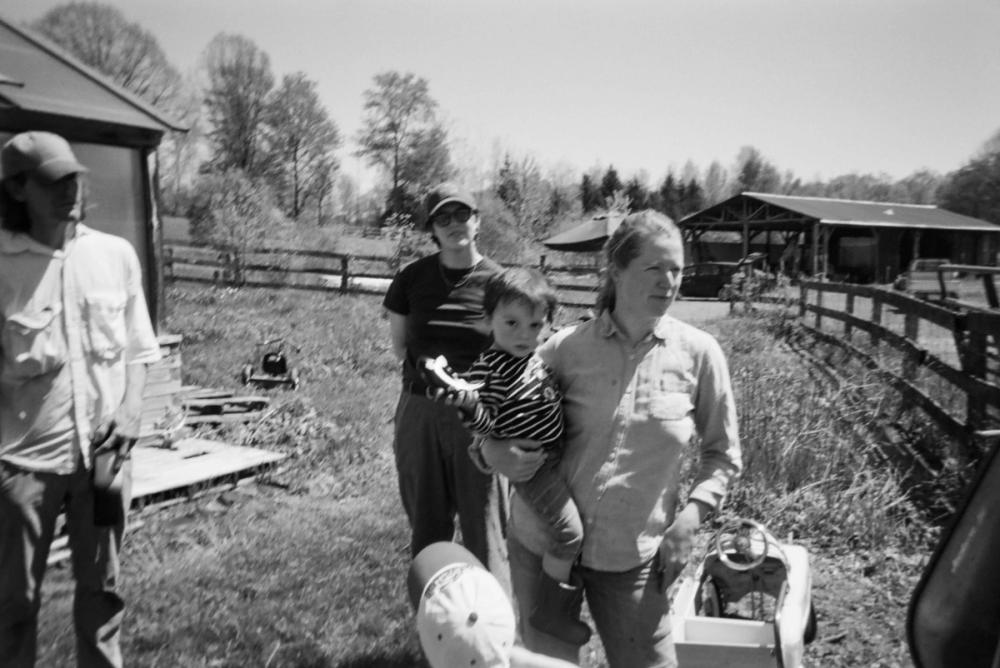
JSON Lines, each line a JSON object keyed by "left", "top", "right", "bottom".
{"left": 681, "top": 192, "right": 1000, "bottom": 283}
{"left": 0, "top": 14, "right": 183, "bottom": 324}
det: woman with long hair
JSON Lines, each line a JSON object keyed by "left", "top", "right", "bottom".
{"left": 483, "top": 210, "right": 742, "bottom": 667}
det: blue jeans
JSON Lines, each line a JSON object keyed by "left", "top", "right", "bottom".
{"left": 392, "top": 390, "right": 511, "bottom": 595}
{"left": 509, "top": 536, "right": 677, "bottom": 668}
{"left": 0, "top": 457, "right": 130, "bottom": 668}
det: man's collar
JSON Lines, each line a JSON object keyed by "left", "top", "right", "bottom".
{"left": 0, "top": 223, "right": 91, "bottom": 256}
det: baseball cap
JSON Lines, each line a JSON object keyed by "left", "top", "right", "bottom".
{"left": 415, "top": 560, "right": 516, "bottom": 668}
{"left": 424, "top": 182, "right": 477, "bottom": 230}
{"left": 1, "top": 131, "right": 88, "bottom": 183}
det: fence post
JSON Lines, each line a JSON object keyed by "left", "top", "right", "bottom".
{"left": 164, "top": 247, "right": 174, "bottom": 281}
{"left": 903, "top": 312, "right": 920, "bottom": 381}
{"left": 799, "top": 282, "right": 807, "bottom": 319}
{"left": 844, "top": 291, "right": 855, "bottom": 340}
{"left": 539, "top": 254, "right": 547, "bottom": 271}
{"left": 963, "top": 328, "right": 989, "bottom": 431}
{"left": 814, "top": 284, "right": 824, "bottom": 330}
{"left": 870, "top": 297, "right": 882, "bottom": 351}
{"left": 340, "top": 256, "right": 350, "bottom": 294}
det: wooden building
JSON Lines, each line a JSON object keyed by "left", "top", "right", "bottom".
{"left": 681, "top": 192, "right": 1000, "bottom": 284}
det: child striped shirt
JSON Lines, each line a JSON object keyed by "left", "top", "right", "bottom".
{"left": 462, "top": 348, "right": 564, "bottom": 450}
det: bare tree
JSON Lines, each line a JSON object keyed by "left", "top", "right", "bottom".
{"left": 201, "top": 33, "right": 274, "bottom": 176}
{"left": 264, "top": 72, "right": 341, "bottom": 220}
{"left": 32, "top": 1, "right": 183, "bottom": 109}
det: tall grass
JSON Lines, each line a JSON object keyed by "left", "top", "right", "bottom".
{"left": 712, "top": 313, "right": 931, "bottom": 551}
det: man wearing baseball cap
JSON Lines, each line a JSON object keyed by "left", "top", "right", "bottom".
{"left": 0, "top": 131, "right": 161, "bottom": 667}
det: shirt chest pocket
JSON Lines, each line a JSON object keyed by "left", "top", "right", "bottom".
{"left": 648, "top": 391, "right": 694, "bottom": 421}
{"left": 85, "top": 293, "right": 127, "bottom": 361}
{"left": 2, "top": 305, "right": 66, "bottom": 379}
{"left": 640, "top": 374, "right": 695, "bottom": 421}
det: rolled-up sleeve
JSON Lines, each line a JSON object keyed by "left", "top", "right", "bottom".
{"left": 688, "top": 336, "right": 741, "bottom": 510}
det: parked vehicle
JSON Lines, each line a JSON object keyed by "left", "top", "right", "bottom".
{"left": 892, "top": 258, "right": 960, "bottom": 300}
{"left": 680, "top": 261, "right": 741, "bottom": 299}
{"left": 723, "top": 252, "right": 778, "bottom": 300}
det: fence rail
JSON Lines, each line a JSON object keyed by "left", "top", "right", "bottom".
{"left": 795, "top": 279, "right": 1000, "bottom": 446}
{"left": 163, "top": 242, "right": 600, "bottom": 307}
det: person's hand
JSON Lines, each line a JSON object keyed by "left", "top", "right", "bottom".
{"left": 656, "top": 501, "right": 707, "bottom": 592}
{"left": 427, "top": 387, "right": 477, "bottom": 413}
{"left": 480, "top": 437, "right": 545, "bottom": 482}
{"left": 112, "top": 401, "right": 143, "bottom": 440}
{"left": 92, "top": 401, "right": 141, "bottom": 461}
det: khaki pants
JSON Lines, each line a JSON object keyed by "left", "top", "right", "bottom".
{"left": 0, "top": 456, "right": 130, "bottom": 668}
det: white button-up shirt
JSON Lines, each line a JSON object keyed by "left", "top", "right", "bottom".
{"left": 0, "top": 224, "right": 161, "bottom": 474}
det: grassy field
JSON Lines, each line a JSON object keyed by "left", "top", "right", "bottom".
{"left": 34, "top": 283, "right": 954, "bottom": 667}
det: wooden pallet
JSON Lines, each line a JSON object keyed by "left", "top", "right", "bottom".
{"left": 131, "top": 437, "right": 284, "bottom": 502}
{"left": 180, "top": 393, "right": 271, "bottom": 425}
{"left": 47, "top": 437, "right": 287, "bottom": 565}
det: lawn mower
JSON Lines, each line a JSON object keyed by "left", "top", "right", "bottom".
{"left": 671, "top": 518, "right": 817, "bottom": 668}
{"left": 241, "top": 337, "right": 299, "bottom": 390}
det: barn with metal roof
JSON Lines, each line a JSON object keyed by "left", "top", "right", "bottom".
{"left": 681, "top": 192, "right": 1000, "bottom": 283}
{"left": 0, "top": 13, "right": 184, "bottom": 324}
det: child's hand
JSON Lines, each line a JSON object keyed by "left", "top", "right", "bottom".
{"left": 428, "top": 387, "right": 477, "bottom": 412}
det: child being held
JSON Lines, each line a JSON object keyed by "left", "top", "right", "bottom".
{"left": 428, "top": 267, "right": 590, "bottom": 646}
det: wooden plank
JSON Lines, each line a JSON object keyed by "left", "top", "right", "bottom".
{"left": 180, "top": 387, "right": 235, "bottom": 400}
{"left": 131, "top": 438, "right": 284, "bottom": 499}
{"left": 183, "top": 396, "right": 269, "bottom": 414}
{"left": 183, "top": 412, "right": 268, "bottom": 426}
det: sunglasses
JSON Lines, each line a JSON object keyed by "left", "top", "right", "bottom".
{"left": 431, "top": 208, "right": 475, "bottom": 227}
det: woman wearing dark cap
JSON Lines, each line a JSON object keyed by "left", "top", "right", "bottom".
{"left": 382, "top": 183, "right": 510, "bottom": 592}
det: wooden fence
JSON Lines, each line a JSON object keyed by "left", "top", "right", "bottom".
{"left": 163, "top": 242, "right": 601, "bottom": 306}
{"left": 166, "top": 242, "right": 1000, "bottom": 444}
{"left": 793, "top": 279, "right": 1000, "bottom": 448}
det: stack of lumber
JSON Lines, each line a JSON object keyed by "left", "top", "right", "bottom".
{"left": 138, "top": 334, "right": 185, "bottom": 447}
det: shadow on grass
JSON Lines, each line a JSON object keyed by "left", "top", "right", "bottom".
{"left": 335, "top": 652, "right": 425, "bottom": 668}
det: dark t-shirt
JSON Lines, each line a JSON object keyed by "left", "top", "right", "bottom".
{"left": 383, "top": 253, "right": 503, "bottom": 394}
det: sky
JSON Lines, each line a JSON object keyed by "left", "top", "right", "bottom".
{"left": 3, "top": 0, "right": 1000, "bottom": 191}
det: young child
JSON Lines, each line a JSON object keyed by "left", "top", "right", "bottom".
{"left": 424, "top": 267, "right": 591, "bottom": 646}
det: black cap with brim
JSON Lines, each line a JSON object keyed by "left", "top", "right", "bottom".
{"left": 423, "top": 183, "right": 477, "bottom": 230}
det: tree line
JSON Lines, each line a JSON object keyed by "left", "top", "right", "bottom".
{"left": 28, "top": 2, "right": 1000, "bottom": 263}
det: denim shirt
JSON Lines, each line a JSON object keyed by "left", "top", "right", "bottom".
{"left": 509, "top": 311, "right": 742, "bottom": 572}
{"left": 0, "top": 225, "right": 161, "bottom": 473}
